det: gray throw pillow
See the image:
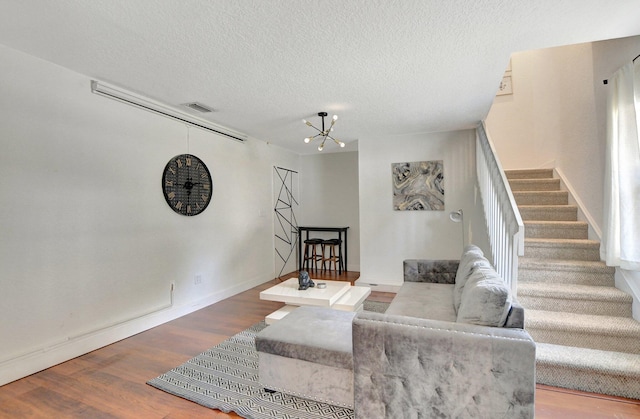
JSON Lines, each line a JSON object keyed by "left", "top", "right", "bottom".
{"left": 456, "top": 265, "right": 512, "bottom": 327}
{"left": 453, "top": 245, "right": 489, "bottom": 313}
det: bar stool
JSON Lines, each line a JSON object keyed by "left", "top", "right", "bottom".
{"left": 321, "top": 238, "right": 343, "bottom": 273}
{"left": 303, "top": 238, "right": 323, "bottom": 271}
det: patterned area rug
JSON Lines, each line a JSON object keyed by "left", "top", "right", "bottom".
{"left": 148, "top": 302, "right": 389, "bottom": 419}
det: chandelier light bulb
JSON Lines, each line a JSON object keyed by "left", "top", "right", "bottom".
{"left": 332, "top": 115, "right": 338, "bottom": 121}
{"left": 339, "top": 141, "right": 345, "bottom": 147}
{"left": 318, "top": 144, "right": 324, "bottom": 151}
{"left": 304, "top": 137, "right": 311, "bottom": 143}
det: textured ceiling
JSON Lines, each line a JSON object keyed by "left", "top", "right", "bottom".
{"left": 1, "top": 0, "right": 640, "bottom": 154}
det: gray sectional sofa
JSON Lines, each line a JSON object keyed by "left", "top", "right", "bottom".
{"left": 256, "top": 245, "right": 536, "bottom": 418}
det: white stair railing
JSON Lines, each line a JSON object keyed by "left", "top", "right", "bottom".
{"left": 476, "top": 122, "right": 525, "bottom": 296}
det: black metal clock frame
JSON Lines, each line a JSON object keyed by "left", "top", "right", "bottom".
{"left": 162, "top": 154, "right": 212, "bottom": 216}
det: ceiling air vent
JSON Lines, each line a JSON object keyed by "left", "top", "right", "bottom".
{"left": 183, "top": 102, "right": 214, "bottom": 113}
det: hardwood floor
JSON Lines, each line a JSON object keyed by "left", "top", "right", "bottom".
{"left": 1, "top": 271, "right": 639, "bottom": 418}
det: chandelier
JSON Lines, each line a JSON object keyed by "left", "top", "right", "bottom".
{"left": 302, "top": 112, "right": 345, "bottom": 151}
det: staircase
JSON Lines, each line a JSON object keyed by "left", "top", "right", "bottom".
{"left": 506, "top": 169, "right": 640, "bottom": 400}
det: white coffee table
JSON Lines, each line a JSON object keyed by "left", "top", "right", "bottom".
{"left": 260, "top": 278, "right": 371, "bottom": 324}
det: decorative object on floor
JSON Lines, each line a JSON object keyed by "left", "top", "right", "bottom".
{"left": 449, "top": 209, "right": 465, "bottom": 251}
{"left": 298, "top": 270, "right": 315, "bottom": 290}
{"left": 147, "top": 304, "right": 388, "bottom": 419}
{"left": 273, "top": 166, "right": 299, "bottom": 280}
{"left": 392, "top": 160, "right": 444, "bottom": 210}
{"left": 302, "top": 112, "right": 345, "bottom": 151}
{"left": 162, "top": 153, "right": 212, "bottom": 216}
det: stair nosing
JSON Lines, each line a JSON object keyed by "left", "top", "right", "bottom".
{"left": 524, "top": 220, "right": 588, "bottom": 226}
{"left": 505, "top": 169, "right": 554, "bottom": 176}
{"left": 535, "top": 342, "right": 640, "bottom": 375}
{"left": 520, "top": 257, "right": 606, "bottom": 266}
{"left": 518, "top": 282, "right": 632, "bottom": 301}
{"left": 524, "top": 238, "right": 600, "bottom": 246}
{"left": 526, "top": 309, "right": 640, "bottom": 336}
{"left": 514, "top": 190, "right": 567, "bottom": 195}
{"left": 518, "top": 204, "right": 577, "bottom": 208}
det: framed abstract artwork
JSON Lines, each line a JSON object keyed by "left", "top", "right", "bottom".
{"left": 392, "top": 160, "right": 444, "bottom": 211}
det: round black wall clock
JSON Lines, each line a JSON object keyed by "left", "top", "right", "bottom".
{"left": 162, "top": 154, "right": 213, "bottom": 216}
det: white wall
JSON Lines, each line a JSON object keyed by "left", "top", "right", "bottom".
{"left": 487, "top": 43, "right": 603, "bottom": 231}
{"left": 358, "top": 130, "right": 489, "bottom": 289}
{"left": 0, "top": 44, "right": 299, "bottom": 385}
{"left": 299, "top": 151, "right": 360, "bottom": 271}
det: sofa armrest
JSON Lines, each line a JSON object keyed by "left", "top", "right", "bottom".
{"left": 352, "top": 311, "right": 535, "bottom": 419}
{"left": 403, "top": 259, "right": 459, "bottom": 284}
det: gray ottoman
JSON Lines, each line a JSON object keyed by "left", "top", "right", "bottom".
{"left": 255, "top": 306, "right": 356, "bottom": 408}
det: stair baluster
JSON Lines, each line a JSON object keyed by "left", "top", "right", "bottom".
{"left": 476, "top": 122, "right": 525, "bottom": 296}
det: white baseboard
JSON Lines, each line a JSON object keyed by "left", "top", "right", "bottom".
{"left": 0, "top": 274, "right": 271, "bottom": 386}
{"left": 615, "top": 268, "right": 640, "bottom": 321}
{"left": 554, "top": 168, "right": 602, "bottom": 241}
{"left": 355, "top": 278, "right": 401, "bottom": 293}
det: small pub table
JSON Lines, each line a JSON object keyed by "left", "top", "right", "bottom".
{"left": 297, "top": 226, "right": 349, "bottom": 274}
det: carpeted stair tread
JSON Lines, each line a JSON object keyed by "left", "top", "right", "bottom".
{"left": 535, "top": 343, "right": 640, "bottom": 400}
{"left": 518, "top": 204, "right": 577, "bottom": 221}
{"left": 519, "top": 282, "right": 632, "bottom": 302}
{"left": 518, "top": 283, "right": 632, "bottom": 316}
{"left": 518, "top": 258, "right": 615, "bottom": 286}
{"left": 524, "top": 220, "right": 588, "bottom": 239}
{"left": 524, "top": 220, "right": 588, "bottom": 229}
{"left": 514, "top": 190, "right": 568, "bottom": 205}
{"left": 523, "top": 238, "right": 601, "bottom": 261}
{"left": 526, "top": 310, "right": 640, "bottom": 335}
{"left": 525, "top": 237, "right": 600, "bottom": 247}
{"left": 519, "top": 257, "right": 613, "bottom": 272}
{"left": 536, "top": 342, "right": 640, "bottom": 376}
{"left": 526, "top": 310, "right": 640, "bottom": 354}
{"left": 505, "top": 169, "right": 554, "bottom": 179}
{"left": 509, "top": 178, "right": 561, "bottom": 191}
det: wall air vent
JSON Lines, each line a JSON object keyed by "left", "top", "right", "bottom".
{"left": 91, "top": 81, "right": 246, "bottom": 143}
{"left": 183, "top": 102, "right": 214, "bottom": 113}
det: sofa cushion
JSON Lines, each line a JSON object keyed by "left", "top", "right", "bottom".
{"left": 457, "top": 265, "right": 512, "bottom": 327}
{"left": 386, "top": 282, "right": 457, "bottom": 322}
{"left": 255, "top": 306, "right": 356, "bottom": 370}
{"left": 453, "top": 245, "right": 491, "bottom": 313}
